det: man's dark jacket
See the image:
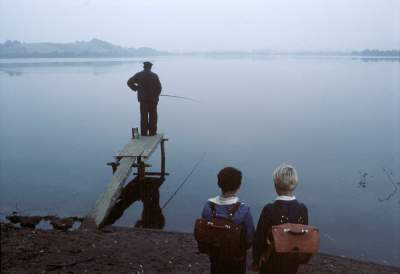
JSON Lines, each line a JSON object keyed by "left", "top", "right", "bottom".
{"left": 127, "top": 70, "right": 162, "bottom": 102}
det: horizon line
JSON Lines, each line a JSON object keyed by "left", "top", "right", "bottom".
{"left": 1, "top": 38, "right": 399, "bottom": 53}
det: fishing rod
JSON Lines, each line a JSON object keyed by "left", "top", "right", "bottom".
{"left": 161, "top": 153, "right": 206, "bottom": 209}
{"left": 130, "top": 85, "right": 199, "bottom": 102}
{"left": 160, "top": 94, "right": 200, "bottom": 103}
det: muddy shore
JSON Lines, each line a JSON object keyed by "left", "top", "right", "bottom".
{"left": 1, "top": 223, "right": 399, "bottom": 274}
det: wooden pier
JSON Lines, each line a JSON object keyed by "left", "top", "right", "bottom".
{"left": 86, "top": 132, "right": 168, "bottom": 228}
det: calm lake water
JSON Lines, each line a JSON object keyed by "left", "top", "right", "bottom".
{"left": 0, "top": 56, "right": 399, "bottom": 266}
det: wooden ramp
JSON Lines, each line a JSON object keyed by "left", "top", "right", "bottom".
{"left": 87, "top": 133, "right": 167, "bottom": 228}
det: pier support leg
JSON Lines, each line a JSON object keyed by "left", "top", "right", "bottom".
{"left": 138, "top": 156, "right": 146, "bottom": 181}
{"left": 160, "top": 139, "right": 166, "bottom": 178}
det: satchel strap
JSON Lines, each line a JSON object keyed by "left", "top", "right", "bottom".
{"left": 271, "top": 200, "right": 306, "bottom": 224}
{"left": 209, "top": 202, "right": 217, "bottom": 218}
{"left": 298, "top": 203, "right": 307, "bottom": 224}
{"left": 228, "top": 202, "right": 241, "bottom": 219}
{"left": 209, "top": 202, "right": 241, "bottom": 219}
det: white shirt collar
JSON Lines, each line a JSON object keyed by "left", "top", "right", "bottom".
{"left": 275, "top": 195, "right": 296, "bottom": 201}
{"left": 208, "top": 195, "right": 239, "bottom": 205}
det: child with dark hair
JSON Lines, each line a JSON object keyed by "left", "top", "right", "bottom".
{"left": 201, "top": 167, "right": 255, "bottom": 274}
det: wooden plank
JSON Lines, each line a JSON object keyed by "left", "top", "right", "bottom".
{"left": 87, "top": 156, "right": 136, "bottom": 227}
{"left": 141, "top": 134, "right": 164, "bottom": 158}
{"left": 116, "top": 134, "right": 163, "bottom": 158}
{"left": 116, "top": 141, "right": 146, "bottom": 158}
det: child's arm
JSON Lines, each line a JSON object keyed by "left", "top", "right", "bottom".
{"left": 252, "top": 205, "right": 272, "bottom": 266}
{"left": 302, "top": 204, "right": 309, "bottom": 225}
{"left": 243, "top": 208, "right": 255, "bottom": 248}
{"left": 201, "top": 202, "right": 212, "bottom": 219}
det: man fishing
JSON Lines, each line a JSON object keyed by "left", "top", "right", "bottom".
{"left": 127, "top": 61, "right": 162, "bottom": 136}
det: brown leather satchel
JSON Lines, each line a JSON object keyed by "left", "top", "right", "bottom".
{"left": 261, "top": 223, "right": 320, "bottom": 265}
{"left": 194, "top": 202, "right": 246, "bottom": 260}
{"left": 272, "top": 223, "right": 320, "bottom": 253}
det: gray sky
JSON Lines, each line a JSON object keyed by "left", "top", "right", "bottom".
{"left": 0, "top": 0, "right": 399, "bottom": 51}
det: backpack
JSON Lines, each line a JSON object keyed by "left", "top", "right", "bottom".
{"left": 194, "top": 202, "right": 246, "bottom": 260}
{"left": 260, "top": 203, "right": 320, "bottom": 265}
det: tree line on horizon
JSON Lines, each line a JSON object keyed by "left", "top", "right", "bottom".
{"left": 0, "top": 39, "right": 399, "bottom": 58}
{"left": 0, "top": 39, "right": 162, "bottom": 58}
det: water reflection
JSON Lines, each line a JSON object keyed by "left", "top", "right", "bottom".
{"left": 1, "top": 56, "right": 399, "bottom": 265}
{"left": 378, "top": 168, "right": 400, "bottom": 204}
{"left": 104, "top": 176, "right": 166, "bottom": 229}
{"left": 357, "top": 57, "right": 400, "bottom": 62}
{"left": 1, "top": 70, "right": 23, "bottom": 76}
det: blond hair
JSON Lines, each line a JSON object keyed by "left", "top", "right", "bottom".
{"left": 272, "top": 163, "right": 299, "bottom": 192}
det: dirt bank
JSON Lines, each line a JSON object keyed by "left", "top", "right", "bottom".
{"left": 1, "top": 223, "right": 399, "bottom": 274}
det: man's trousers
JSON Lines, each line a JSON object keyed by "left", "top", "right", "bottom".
{"left": 140, "top": 101, "right": 158, "bottom": 136}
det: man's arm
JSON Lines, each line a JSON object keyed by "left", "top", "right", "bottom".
{"left": 127, "top": 74, "right": 139, "bottom": 91}
{"left": 155, "top": 75, "right": 162, "bottom": 95}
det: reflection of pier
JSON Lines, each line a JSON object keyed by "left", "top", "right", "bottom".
{"left": 86, "top": 132, "right": 168, "bottom": 228}
{"left": 103, "top": 176, "right": 165, "bottom": 229}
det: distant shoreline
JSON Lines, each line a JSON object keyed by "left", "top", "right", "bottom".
{"left": 1, "top": 39, "right": 399, "bottom": 59}
{"left": 0, "top": 54, "right": 399, "bottom": 63}
{"left": 0, "top": 52, "right": 399, "bottom": 59}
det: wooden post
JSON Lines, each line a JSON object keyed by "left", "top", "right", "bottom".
{"left": 160, "top": 139, "right": 166, "bottom": 178}
{"left": 138, "top": 156, "right": 146, "bottom": 181}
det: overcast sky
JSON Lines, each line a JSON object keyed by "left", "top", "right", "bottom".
{"left": 0, "top": 0, "right": 399, "bottom": 51}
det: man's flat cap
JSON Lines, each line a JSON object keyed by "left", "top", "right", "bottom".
{"left": 143, "top": 61, "right": 153, "bottom": 67}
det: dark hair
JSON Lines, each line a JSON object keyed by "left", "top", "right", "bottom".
{"left": 217, "top": 167, "right": 242, "bottom": 192}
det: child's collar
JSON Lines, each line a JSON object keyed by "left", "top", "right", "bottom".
{"left": 275, "top": 195, "right": 296, "bottom": 201}
{"left": 208, "top": 195, "right": 239, "bottom": 205}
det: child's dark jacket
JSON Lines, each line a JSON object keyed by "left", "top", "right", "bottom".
{"left": 253, "top": 198, "right": 308, "bottom": 274}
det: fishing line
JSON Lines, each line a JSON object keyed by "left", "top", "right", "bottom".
{"left": 161, "top": 152, "right": 206, "bottom": 209}
{"left": 160, "top": 94, "right": 200, "bottom": 103}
